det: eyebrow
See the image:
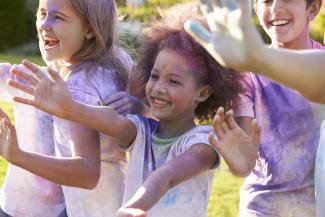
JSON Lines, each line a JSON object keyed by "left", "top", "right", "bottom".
{"left": 38, "top": 8, "right": 68, "bottom": 18}
{"left": 169, "top": 73, "right": 183, "bottom": 79}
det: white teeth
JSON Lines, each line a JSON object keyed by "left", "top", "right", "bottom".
{"left": 153, "top": 98, "right": 167, "bottom": 105}
{"left": 270, "top": 19, "right": 289, "bottom": 26}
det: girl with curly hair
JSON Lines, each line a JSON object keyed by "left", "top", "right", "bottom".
{"left": 4, "top": 8, "right": 259, "bottom": 217}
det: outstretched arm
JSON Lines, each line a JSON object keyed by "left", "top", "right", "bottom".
{"left": 0, "top": 109, "right": 100, "bottom": 189}
{"left": 209, "top": 107, "right": 260, "bottom": 177}
{"left": 116, "top": 144, "right": 218, "bottom": 216}
{"left": 8, "top": 60, "right": 137, "bottom": 146}
{"left": 185, "top": 0, "right": 325, "bottom": 103}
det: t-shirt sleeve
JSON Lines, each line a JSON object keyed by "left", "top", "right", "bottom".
{"left": 234, "top": 73, "right": 255, "bottom": 118}
{"left": 123, "top": 114, "right": 143, "bottom": 152}
{"left": 67, "top": 77, "right": 101, "bottom": 106}
{"left": 0, "top": 63, "right": 13, "bottom": 101}
{"left": 176, "top": 126, "right": 221, "bottom": 169}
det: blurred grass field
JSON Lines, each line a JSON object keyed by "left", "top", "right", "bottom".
{"left": 0, "top": 54, "right": 243, "bottom": 217}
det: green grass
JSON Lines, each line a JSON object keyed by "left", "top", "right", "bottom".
{"left": 0, "top": 54, "right": 243, "bottom": 217}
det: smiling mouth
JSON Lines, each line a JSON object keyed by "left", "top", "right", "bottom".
{"left": 43, "top": 38, "right": 59, "bottom": 50}
{"left": 151, "top": 97, "right": 169, "bottom": 106}
{"left": 269, "top": 19, "right": 290, "bottom": 27}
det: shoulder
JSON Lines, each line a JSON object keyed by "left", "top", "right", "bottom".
{"left": 127, "top": 115, "right": 159, "bottom": 132}
{"left": 66, "top": 65, "right": 120, "bottom": 104}
{"left": 176, "top": 125, "right": 213, "bottom": 151}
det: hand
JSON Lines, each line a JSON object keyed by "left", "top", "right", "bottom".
{"left": 115, "top": 207, "right": 147, "bottom": 217}
{"left": 184, "top": 0, "right": 265, "bottom": 72}
{"left": 0, "top": 109, "right": 20, "bottom": 163}
{"left": 8, "top": 60, "right": 73, "bottom": 119}
{"left": 209, "top": 107, "right": 260, "bottom": 177}
{"left": 103, "top": 91, "right": 146, "bottom": 115}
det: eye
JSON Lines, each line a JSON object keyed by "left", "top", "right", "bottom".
{"left": 53, "top": 14, "right": 64, "bottom": 21}
{"left": 150, "top": 73, "right": 159, "bottom": 80}
{"left": 169, "top": 79, "right": 181, "bottom": 85}
{"left": 37, "top": 10, "right": 47, "bottom": 19}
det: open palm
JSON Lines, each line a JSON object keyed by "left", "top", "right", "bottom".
{"left": 0, "top": 109, "right": 20, "bottom": 163}
{"left": 8, "top": 60, "right": 73, "bottom": 119}
{"left": 185, "top": 0, "right": 264, "bottom": 72}
{"left": 209, "top": 107, "right": 260, "bottom": 177}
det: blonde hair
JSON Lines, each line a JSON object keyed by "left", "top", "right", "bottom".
{"left": 57, "top": 0, "right": 128, "bottom": 90}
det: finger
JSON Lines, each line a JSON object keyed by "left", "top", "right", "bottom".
{"left": 115, "top": 106, "right": 130, "bottom": 116}
{"left": 199, "top": 0, "right": 214, "bottom": 16}
{"left": 211, "top": 0, "right": 223, "bottom": 10}
{"left": 22, "top": 59, "right": 46, "bottom": 80}
{"left": 184, "top": 20, "right": 212, "bottom": 47}
{"left": 8, "top": 79, "right": 34, "bottom": 96}
{"left": 3, "top": 118, "right": 15, "bottom": 134}
{"left": 47, "top": 67, "right": 63, "bottom": 83}
{"left": 0, "top": 109, "right": 10, "bottom": 121}
{"left": 216, "top": 107, "right": 225, "bottom": 120}
{"left": 225, "top": 110, "right": 237, "bottom": 129}
{"left": 251, "top": 119, "right": 261, "bottom": 147}
{"left": 10, "top": 65, "right": 39, "bottom": 86}
{"left": 212, "top": 114, "right": 225, "bottom": 139}
{"left": 208, "top": 133, "right": 221, "bottom": 150}
{"left": 103, "top": 92, "right": 125, "bottom": 106}
{"left": 106, "top": 98, "right": 128, "bottom": 111}
{"left": 0, "top": 118, "right": 6, "bottom": 134}
{"left": 12, "top": 96, "right": 35, "bottom": 107}
{"left": 239, "top": 0, "right": 251, "bottom": 18}
{"left": 221, "top": 0, "right": 238, "bottom": 11}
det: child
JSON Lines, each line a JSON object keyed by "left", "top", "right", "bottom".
{"left": 187, "top": 0, "right": 325, "bottom": 216}
{"left": 0, "top": 64, "right": 65, "bottom": 216}
{"left": 0, "top": 0, "right": 135, "bottom": 216}
{"left": 5, "top": 15, "right": 258, "bottom": 217}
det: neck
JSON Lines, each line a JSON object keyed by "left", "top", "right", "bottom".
{"left": 272, "top": 28, "right": 312, "bottom": 50}
{"left": 156, "top": 117, "right": 195, "bottom": 139}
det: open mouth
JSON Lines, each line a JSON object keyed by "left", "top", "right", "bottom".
{"left": 151, "top": 96, "right": 169, "bottom": 106}
{"left": 43, "top": 37, "right": 59, "bottom": 50}
{"left": 269, "top": 19, "right": 290, "bottom": 27}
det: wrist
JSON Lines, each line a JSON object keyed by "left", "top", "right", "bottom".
{"left": 248, "top": 45, "right": 269, "bottom": 73}
{"left": 8, "top": 147, "right": 24, "bottom": 165}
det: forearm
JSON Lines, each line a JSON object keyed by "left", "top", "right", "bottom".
{"left": 252, "top": 48, "right": 325, "bottom": 103}
{"left": 66, "top": 101, "right": 136, "bottom": 145}
{"left": 123, "top": 170, "right": 172, "bottom": 211}
{"left": 13, "top": 150, "right": 99, "bottom": 189}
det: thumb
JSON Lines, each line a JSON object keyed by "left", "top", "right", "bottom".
{"left": 251, "top": 119, "right": 261, "bottom": 147}
{"left": 47, "top": 67, "right": 64, "bottom": 83}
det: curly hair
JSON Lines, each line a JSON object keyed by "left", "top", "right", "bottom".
{"left": 137, "top": 8, "right": 243, "bottom": 122}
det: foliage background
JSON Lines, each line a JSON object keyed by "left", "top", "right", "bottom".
{"left": 0, "top": 0, "right": 324, "bottom": 216}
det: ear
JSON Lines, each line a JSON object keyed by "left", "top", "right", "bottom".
{"left": 307, "top": 0, "right": 321, "bottom": 21}
{"left": 85, "top": 28, "right": 95, "bottom": 40}
{"left": 196, "top": 85, "right": 213, "bottom": 103}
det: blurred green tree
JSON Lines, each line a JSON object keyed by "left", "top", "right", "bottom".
{"left": 0, "top": 0, "right": 28, "bottom": 51}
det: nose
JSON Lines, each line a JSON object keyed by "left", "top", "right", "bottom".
{"left": 37, "top": 16, "right": 52, "bottom": 32}
{"left": 152, "top": 80, "right": 167, "bottom": 95}
{"left": 271, "top": 0, "right": 285, "bottom": 15}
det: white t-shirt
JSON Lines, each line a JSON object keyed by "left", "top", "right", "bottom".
{"left": 124, "top": 115, "right": 219, "bottom": 217}
{"left": 0, "top": 63, "right": 65, "bottom": 217}
{"left": 54, "top": 65, "right": 128, "bottom": 217}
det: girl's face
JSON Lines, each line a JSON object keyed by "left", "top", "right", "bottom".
{"left": 255, "top": 0, "right": 316, "bottom": 48}
{"left": 36, "top": 0, "right": 91, "bottom": 63}
{"left": 145, "top": 49, "right": 210, "bottom": 122}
